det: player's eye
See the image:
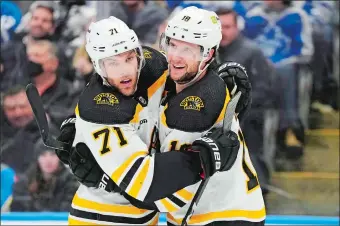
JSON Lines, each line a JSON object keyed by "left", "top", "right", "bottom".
{"left": 108, "top": 61, "right": 117, "bottom": 67}
{"left": 183, "top": 47, "right": 190, "bottom": 53}
{"left": 169, "top": 42, "right": 176, "bottom": 48}
{"left": 126, "top": 56, "right": 134, "bottom": 62}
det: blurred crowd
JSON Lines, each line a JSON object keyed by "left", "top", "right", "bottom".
{"left": 1, "top": 0, "right": 339, "bottom": 213}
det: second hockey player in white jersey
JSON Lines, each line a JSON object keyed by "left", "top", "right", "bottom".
{"left": 158, "top": 7, "right": 266, "bottom": 225}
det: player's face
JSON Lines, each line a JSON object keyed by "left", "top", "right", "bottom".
{"left": 102, "top": 50, "right": 139, "bottom": 96}
{"left": 167, "top": 39, "right": 202, "bottom": 84}
{"left": 38, "top": 151, "right": 60, "bottom": 174}
{"left": 3, "top": 91, "right": 34, "bottom": 128}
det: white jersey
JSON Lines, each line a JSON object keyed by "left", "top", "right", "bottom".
{"left": 69, "top": 47, "right": 169, "bottom": 225}
{"left": 158, "top": 70, "right": 266, "bottom": 225}
{"left": 68, "top": 47, "right": 204, "bottom": 225}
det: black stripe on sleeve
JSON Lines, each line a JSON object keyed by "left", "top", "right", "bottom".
{"left": 119, "top": 157, "right": 144, "bottom": 191}
{"left": 167, "top": 194, "right": 186, "bottom": 208}
{"left": 70, "top": 207, "right": 157, "bottom": 224}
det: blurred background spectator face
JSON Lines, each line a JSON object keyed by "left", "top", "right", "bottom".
{"left": 26, "top": 41, "right": 59, "bottom": 77}
{"left": 219, "top": 9, "right": 239, "bottom": 47}
{"left": 122, "top": 0, "right": 141, "bottom": 8}
{"left": 37, "top": 151, "right": 60, "bottom": 176}
{"left": 264, "top": 0, "right": 284, "bottom": 9}
{"left": 28, "top": 6, "right": 54, "bottom": 39}
{"left": 3, "top": 90, "right": 34, "bottom": 128}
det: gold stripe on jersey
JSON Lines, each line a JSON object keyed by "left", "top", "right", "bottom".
{"left": 166, "top": 213, "right": 180, "bottom": 225}
{"left": 147, "top": 69, "right": 168, "bottom": 98}
{"left": 111, "top": 151, "right": 148, "bottom": 184}
{"left": 243, "top": 145, "right": 260, "bottom": 194}
{"left": 75, "top": 104, "right": 79, "bottom": 116}
{"left": 174, "top": 188, "right": 194, "bottom": 202}
{"left": 168, "top": 206, "right": 266, "bottom": 225}
{"left": 127, "top": 158, "right": 151, "bottom": 198}
{"left": 168, "top": 140, "right": 179, "bottom": 151}
{"left": 148, "top": 214, "right": 160, "bottom": 226}
{"left": 215, "top": 87, "right": 230, "bottom": 124}
{"left": 238, "top": 130, "right": 260, "bottom": 194}
{"left": 72, "top": 194, "right": 149, "bottom": 214}
{"left": 159, "top": 197, "right": 180, "bottom": 212}
{"left": 160, "top": 104, "right": 168, "bottom": 126}
{"left": 130, "top": 103, "right": 143, "bottom": 124}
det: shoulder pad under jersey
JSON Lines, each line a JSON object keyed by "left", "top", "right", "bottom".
{"left": 137, "top": 46, "right": 168, "bottom": 90}
{"left": 77, "top": 74, "right": 138, "bottom": 124}
{"left": 164, "top": 70, "right": 228, "bottom": 132}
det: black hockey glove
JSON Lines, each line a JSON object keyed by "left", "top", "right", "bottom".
{"left": 217, "top": 61, "right": 252, "bottom": 121}
{"left": 69, "top": 143, "right": 118, "bottom": 193}
{"left": 189, "top": 127, "right": 240, "bottom": 178}
{"left": 56, "top": 115, "right": 76, "bottom": 165}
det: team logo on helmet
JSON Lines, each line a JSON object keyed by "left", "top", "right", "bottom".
{"left": 180, "top": 96, "right": 204, "bottom": 111}
{"left": 210, "top": 16, "right": 218, "bottom": 24}
{"left": 94, "top": 93, "right": 119, "bottom": 106}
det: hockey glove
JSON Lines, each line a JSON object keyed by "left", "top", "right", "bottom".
{"left": 217, "top": 62, "right": 252, "bottom": 121}
{"left": 56, "top": 115, "right": 76, "bottom": 165}
{"left": 190, "top": 128, "right": 240, "bottom": 178}
{"left": 69, "top": 143, "right": 118, "bottom": 193}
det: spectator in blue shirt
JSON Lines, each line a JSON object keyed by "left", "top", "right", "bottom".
{"left": 1, "top": 163, "right": 15, "bottom": 212}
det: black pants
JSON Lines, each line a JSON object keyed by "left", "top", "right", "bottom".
{"left": 167, "top": 220, "right": 265, "bottom": 226}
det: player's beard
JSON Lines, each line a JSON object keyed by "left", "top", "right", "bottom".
{"left": 106, "top": 76, "right": 138, "bottom": 96}
{"left": 117, "top": 78, "right": 137, "bottom": 96}
{"left": 170, "top": 68, "right": 197, "bottom": 84}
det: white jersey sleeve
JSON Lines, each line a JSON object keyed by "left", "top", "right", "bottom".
{"left": 75, "top": 117, "right": 155, "bottom": 202}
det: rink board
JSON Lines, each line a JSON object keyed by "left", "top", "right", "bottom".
{"left": 1, "top": 213, "right": 339, "bottom": 225}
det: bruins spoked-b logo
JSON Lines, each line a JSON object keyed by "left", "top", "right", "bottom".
{"left": 94, "top": 93, "right": 119, "bottom": 106}
{"left": 180, "top": 96, "right": 204, "bottom": 111}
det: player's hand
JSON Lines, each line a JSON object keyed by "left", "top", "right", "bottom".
{"left": 189, "top": 128, "right": 240, "bottom": 178}
{"left": 69, "top": 143, "right": 118, "bottom": 192}
{"left": 217, "top": 61, "right": 252, "bottom": 121}
{"left": 56, "top": 115, "right": 76, "bottom": 165}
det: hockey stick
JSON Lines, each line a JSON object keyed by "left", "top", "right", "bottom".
{"left": 181, "top": 91, "right": 242, "bottom": 226}
{"left": 26, "top": 83, "right": 71, "bottom": 151}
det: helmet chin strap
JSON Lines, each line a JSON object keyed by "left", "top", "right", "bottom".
{"left": 173, "top": 57, "right": 214, "bottom": 88}
{"left": 134, "top": 48, "right": 145, "bottom": 92}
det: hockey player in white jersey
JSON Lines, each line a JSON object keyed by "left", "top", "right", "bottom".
{"left": 157, "top": 6, "right": 266, "bottom": 225}
{"left": 56, "top": 16, "right": 249, "bottom": 225}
